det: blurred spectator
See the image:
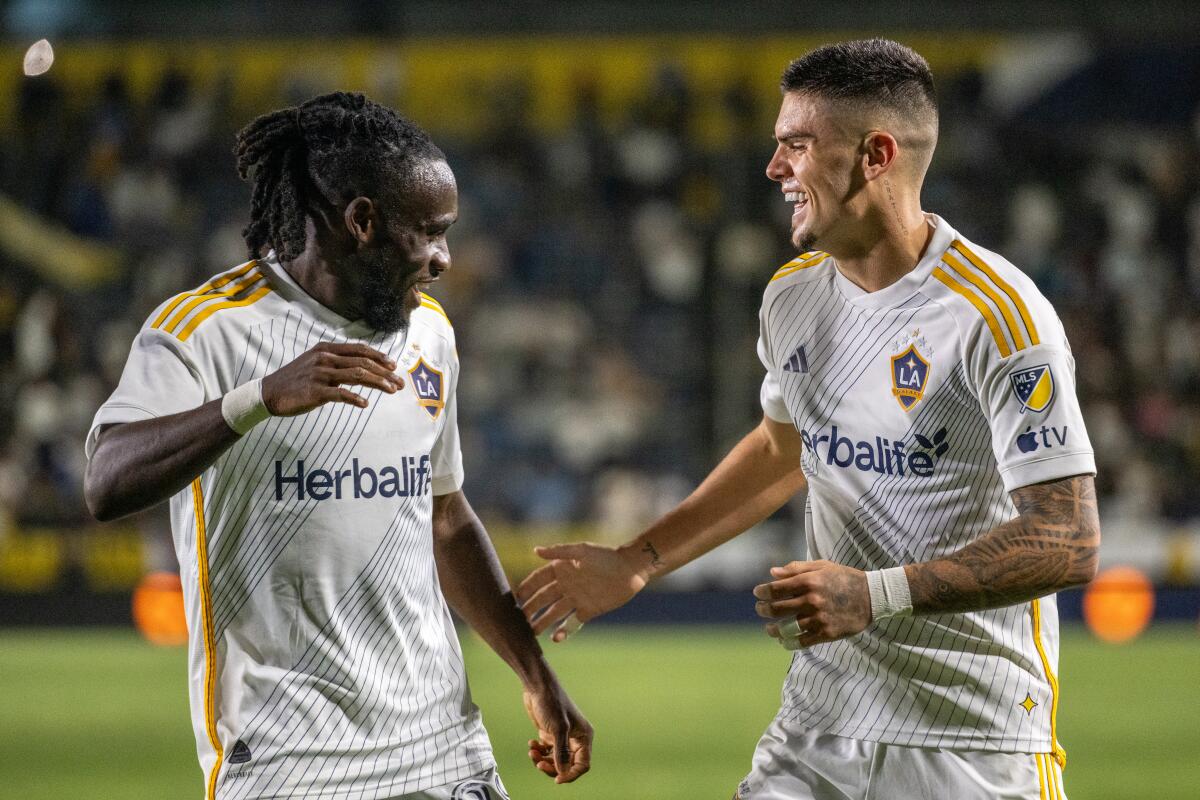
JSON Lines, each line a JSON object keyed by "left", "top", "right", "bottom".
{"left": 1, "top": 46, "right": 1200, "bottom": 569}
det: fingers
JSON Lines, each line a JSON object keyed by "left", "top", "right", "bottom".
{"left": 528, "top": 739, "right": 556, "bottom": 777}
{"left": 553, "top": 723, "right": 570, "bottom": 780}
{"left": 551, "top": 612, "right": 583, "bottom": 644}
{"left": 515, "top": 565, "right": 556, "bottom": 606}
{"left": 534, "top": 543, "right": 590, "bottom": 560}
{"left": 314, "top": 341, "right": 397, "bottom": 368}
{"left": 325, "top": 365, "right": 402, "bottom": 394}
{"left": 753, "top": 562, "right": 825, "bottom": 602}
{"left": 323, "top": 387, "right": 368, "bottom": 409}
{"left": 770, "top": 559, "right": 824, "bottom": 578}
{"left": 755, "top": 596, "right": 818, "bottom": 619}
{"left": 520, "top": 581, "right": 563, "bottom": 621}
{"left": 530, "top": 597, "right": 575, "bottom": 636}
{"left": 555, "top": 734, "right": 592, "bottom": 783}
{"left": 513, "top": 566, "right": 554, "bottom": 609}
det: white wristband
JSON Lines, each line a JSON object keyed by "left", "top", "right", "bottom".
{"left": 866, "top": 566, "right": 913, "bottom": 621}
{"left": 221, "top": 378, "right": 270, "bottom": 435}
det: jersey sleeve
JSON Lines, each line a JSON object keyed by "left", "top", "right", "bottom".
{"left": 969, "top": 314, "right": 1096, "bottom": 493}
{"left": 758, "top": 298, "right": 791, "bottom": 424}
{"left": 429, "top": 360, "right": 464, "bottom": 495}
{"left": 85, "top": 326, "right": 206, "bottom": 459}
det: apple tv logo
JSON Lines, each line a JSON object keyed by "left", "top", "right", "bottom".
{"left": 1016, "top": 425, "right": 1068, "bottom": 453}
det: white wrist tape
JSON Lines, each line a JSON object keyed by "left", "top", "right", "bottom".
{"left": 221, "top": 378, "right": 270, "bottom": 435}
{"left": 866, "top": 566, "right": 913, "bottom": 621}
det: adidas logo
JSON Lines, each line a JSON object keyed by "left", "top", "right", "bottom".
{"left": 228, "top": 739, "right": 252, "bottom": 764}
{"left": 783, "top": 345, "right": 809, "bottom": 374}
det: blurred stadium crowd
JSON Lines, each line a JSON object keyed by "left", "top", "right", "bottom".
{"left": 1, "top": 46, "right": 1199, "bottom": 580}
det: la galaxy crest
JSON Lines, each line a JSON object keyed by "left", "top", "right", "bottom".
{"left": 890, "top": 329, "right": 932, "bottom": 412}
{"left": 408, "top": 357, "right": 445, "bottom": 419}
{"left": 1009, "top": 364, "right": 1054, "bottom": 413}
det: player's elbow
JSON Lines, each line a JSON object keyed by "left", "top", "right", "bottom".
{"left": 1061, "top": 521, "right": 1102, "bottom": 590}
{"left": 1065, "top": 540, "right": 1101, "bottom": 588}
{"left": 84, "top": 461, "right": 125, "bottom": 522}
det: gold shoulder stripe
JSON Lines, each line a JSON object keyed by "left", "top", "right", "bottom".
{"left": 770, "top": 252, "right": 828, "bottom": 282}
{"left": 177, "top": 284, "right": 272, "bottom": 342}
{"left": 942, "top": 251, "right": 1027, "bottom": 351}
{"left": 419, "top": 291, "right": 444, "bottom": 310}
{"left": 419, "top": 294, "right": 452, "bottom": 326}
{"left": 162, "top": 269, "right": 263, "bottom": 335}
{"left": 1030, "top": 599, "right": 1066, "bottom": 769}
{"left": 932, "top": 266, "right": 1013, "bottom": 358}
{"left": 953, "top": 241, "right": 1040, "bottom": 346}
{"left": 152, "top": 261, "right": 257, "bottom": 330}
{"left": 191, "top": 478, "right": 224, "bottom": 800}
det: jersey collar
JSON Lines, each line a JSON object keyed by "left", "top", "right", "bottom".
{"left": 832, "top": 214, "right": 957, "bottom": 310}
{"left": 259, "top": 250, "right": 377, "bottom": 337}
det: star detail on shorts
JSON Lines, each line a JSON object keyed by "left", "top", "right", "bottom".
{"left": 1019, "top": 693, "right": 1038, "bottom": 715}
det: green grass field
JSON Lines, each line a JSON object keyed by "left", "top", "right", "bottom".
{"left": 0, "top": 625, "right": 1196, "bottom": 799}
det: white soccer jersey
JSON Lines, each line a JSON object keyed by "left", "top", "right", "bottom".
{"left": 758, "top": 215, "right": 1095, "bottom": 762}
{"left": 86, "top": 254, "right": 494, "bottom": 799}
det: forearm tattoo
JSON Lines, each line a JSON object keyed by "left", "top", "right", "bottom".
{"left": 907, "top": 475, "right": 1100, "bottom": 614}
{"left": 641, "top": 541, "right": 664, "bottom": 569}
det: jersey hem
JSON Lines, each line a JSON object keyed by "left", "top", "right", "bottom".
{"left": 226, "top": 754, "right": 496, "bottom": 800}
{"left": 1000, "top": 452, "right": 1096, "bottom": 493}
{"left": 84, "top": 405, "right": 160, "bottom": 458}
{"left": 777, "top": 708, "right": 1051, "bottom": 753}
{"left": 431, "top": 467, "right": 464, "bottom": 496}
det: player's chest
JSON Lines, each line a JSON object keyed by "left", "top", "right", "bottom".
{"left": 772, "top": 306, "right": 965, "bottom": 434}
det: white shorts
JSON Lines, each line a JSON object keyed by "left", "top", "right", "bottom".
{"left": 389, "top": 767, "right": 511, "bottom": 800}
{"left": 736, "top": 717, "right": 1067, "bottom": 800}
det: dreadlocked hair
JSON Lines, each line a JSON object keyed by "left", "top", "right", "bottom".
{"left": 234, "top": 91, "right": 445, "bottom": 261}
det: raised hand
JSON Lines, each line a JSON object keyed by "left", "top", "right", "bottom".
{"left": 261, "top": 342, "right": 404, "bottom": 415}
{"left": 523, "top": 682, "right": 593, "bottom": 783}
{"left": 516, "top": 542, "right": 648, "bottom": 642}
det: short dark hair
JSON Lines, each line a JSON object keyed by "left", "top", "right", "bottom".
{"left": 780, "top": 39, "right": 937, "bottom": 127}
{"left": 235, "top": 92, "right": 445, "bottom": 261}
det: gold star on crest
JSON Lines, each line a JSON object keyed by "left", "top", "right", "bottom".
{"left": 1019, "top": 693, "right": 1038, "bottom": 715}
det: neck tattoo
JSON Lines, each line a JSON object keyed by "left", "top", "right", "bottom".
{"left": 885, "top": 179, "right": 908, "bottom": 238}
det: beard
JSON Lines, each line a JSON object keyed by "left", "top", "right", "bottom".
{"left": 348, "top": 245, "right": 417, "bottom": 333}
{"left": 796, "top": 229, "right": 818, "bottom": 253}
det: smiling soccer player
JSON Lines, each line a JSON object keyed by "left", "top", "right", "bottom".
{"left": 84, "top": 92, "right": 591, "bottom": 800}
{"left": 518, "top": 40, "right": 1098, "bottom": 800}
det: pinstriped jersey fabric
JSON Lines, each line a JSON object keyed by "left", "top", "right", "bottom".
{"left": 757, "top": 216, "right": 1095, "bottom": 753}
{"left": 87, "top": 254, "right": 493, "bottom": 798}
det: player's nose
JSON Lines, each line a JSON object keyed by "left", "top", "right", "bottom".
{"left": 765, "top": 144, "right": 789, "bottom": 183}
{"left": 431, "top": 242, "right": 450, "bottom": 274}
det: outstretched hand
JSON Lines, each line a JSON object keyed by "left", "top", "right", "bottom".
{"left": 523, "top": 683, "right": 593, "bottom": 783}
{"left": 754, "top": 560, "right": 872, "bottom": 648}
{"left": 516, "top": 542, "right": 647, "bottom": 642}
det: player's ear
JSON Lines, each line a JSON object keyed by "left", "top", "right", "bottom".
{"left": 861, "top": 130, "right": 899, "bottom": 181}
{"left": 343, "top": 196, "right": 378, "bottom": 245}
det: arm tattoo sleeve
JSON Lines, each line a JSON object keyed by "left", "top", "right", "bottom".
{"left": 906, "top": 474, "right": 1100, "bottom": 615}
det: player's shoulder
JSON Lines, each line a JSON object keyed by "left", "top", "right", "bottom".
{"left": 926, "top": 235, "right": 1063, "bottom": 359}
{"left": 765, "top": 251, "right": 833, "bottom": 294}
{"left": 141, "top": 259, "right": 276, "bottom": 346}
{"left": 410, "top": 292, "right": 455, "bottom": 345}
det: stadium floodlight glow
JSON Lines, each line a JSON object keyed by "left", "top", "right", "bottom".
{"left": 22, "top": 38, "right": 53, "bottom": 76}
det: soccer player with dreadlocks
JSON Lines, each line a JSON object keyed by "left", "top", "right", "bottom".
{"left": 84, "top": 92, "right": 591, "bottom": 799}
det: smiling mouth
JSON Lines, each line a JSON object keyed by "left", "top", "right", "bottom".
{"left": 785, "top": 190, "right": 809, "bottom": 223}
{"left": 407, "top": 275, "right": 438, "bottom": 302}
